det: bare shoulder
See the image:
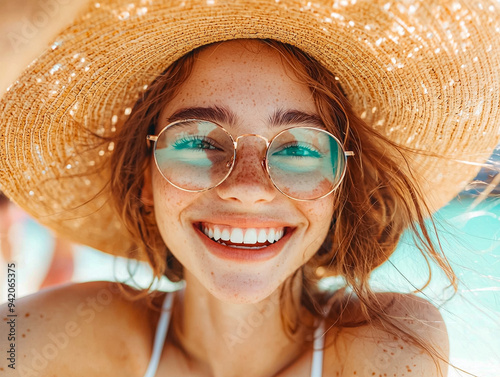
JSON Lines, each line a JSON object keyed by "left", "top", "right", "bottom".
{"left": 0, "top": 281, "right": 157, "bottom": 376}
{"left": 323, "top": 292, "right": 449, "bottom": 377}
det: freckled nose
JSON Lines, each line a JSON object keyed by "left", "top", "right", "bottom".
{"left": 215, "top": 139, "right": 277, "bottom": 204}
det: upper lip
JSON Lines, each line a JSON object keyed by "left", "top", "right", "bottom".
{"left": 193, "top": 216, "right": 297, "bottom": 229}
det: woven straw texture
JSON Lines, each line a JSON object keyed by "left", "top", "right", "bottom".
{"left": 0, "top": 0, "right": 499, "bottom": 258}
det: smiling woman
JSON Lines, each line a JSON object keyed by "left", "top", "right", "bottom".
{"left": 106, "top": 39, "right": 451, "bottom": 376}
{"left": 0, "top": 1, "right": 499, "bottom": 377}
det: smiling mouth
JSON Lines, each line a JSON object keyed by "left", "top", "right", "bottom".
{"left": 195, "top": 222, "right": 293, "bottom": 249}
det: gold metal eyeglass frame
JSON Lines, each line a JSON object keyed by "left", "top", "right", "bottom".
{"left": 146, "top": 119, "right": 355, "bottom": 201}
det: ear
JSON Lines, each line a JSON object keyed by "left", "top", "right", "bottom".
{"left": 141, "top": 164, "right": 154, "bottom": 207}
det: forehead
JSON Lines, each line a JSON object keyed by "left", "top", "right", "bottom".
{"left": 160, "top": 40, "right": 318, "bottom": 127}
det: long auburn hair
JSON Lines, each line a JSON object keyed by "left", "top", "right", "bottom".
{"left": 108, "top": 39, "right": 455, "bottom": 371}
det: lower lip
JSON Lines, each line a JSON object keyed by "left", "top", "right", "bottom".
{"left": 193, "top": 224, "right": 294, "bottom": 263}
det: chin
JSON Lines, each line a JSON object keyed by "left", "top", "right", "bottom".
{"left": 201, "top": 268, "right": 287, "bottom": 305}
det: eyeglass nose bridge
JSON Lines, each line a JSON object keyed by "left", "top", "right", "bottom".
{"left": 234, "top": 133, "right": 271, "bottom": 148}
{"left": 230, "top": 133, "right": 271, "bottom": 169}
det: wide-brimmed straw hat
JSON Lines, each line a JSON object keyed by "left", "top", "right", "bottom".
{"left": 1, "top": 0, "right": 499, "bottom": 258}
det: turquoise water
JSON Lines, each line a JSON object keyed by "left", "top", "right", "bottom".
{"left": 7, "top": 196, "right": 500, "bottom": 377}
{"left": 373, "top": 196, "right": 500, "bottom": 377}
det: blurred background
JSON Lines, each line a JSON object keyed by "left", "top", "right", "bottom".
{"left": 0, "top": 1, "right": 499, "bottom": 376}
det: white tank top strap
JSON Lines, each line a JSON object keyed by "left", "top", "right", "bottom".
{"left": 143, "top": 291, "right": 329, "bottom": 377}
{"left": 310, "top": 319, "right": 326, "bottom": 377}
{"left": 143, "top": 290, "right": 175, "bottom": 377}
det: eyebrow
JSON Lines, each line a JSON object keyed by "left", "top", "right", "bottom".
{"left": 269, "top": 108, "right": 325, "bottom": 128}
{"left": 167, "top": 106, "right": 238, "bottom": 127}
{"left": 166, "top": 106, "right": 325, "bottom": 130}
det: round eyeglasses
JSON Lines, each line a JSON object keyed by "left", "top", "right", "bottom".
{"left": 146, "top": 119, "right": 355, "bottom": 201}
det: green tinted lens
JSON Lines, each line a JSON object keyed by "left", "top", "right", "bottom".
{"left": 154, "top": 120, "right": 234, "bottom": 191}
{"left": 267, "top": 128, "right": 346, "bottom": 200}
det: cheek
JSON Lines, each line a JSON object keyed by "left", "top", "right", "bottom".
{"left": 298, "top": 197, "right": 335, "bottom": 257}
{"left": 303, "top": 197, "right": 335, "bottom": 231}
{"left": 151, "top": 169, "right": 193, "bottom": 234}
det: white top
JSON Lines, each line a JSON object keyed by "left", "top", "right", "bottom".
{"left": 143, "top": 291, "right": 326, "bottom": 377}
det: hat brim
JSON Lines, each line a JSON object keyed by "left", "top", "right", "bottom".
{"left": 1, "top": 0, "right": 499, "bottom": 257}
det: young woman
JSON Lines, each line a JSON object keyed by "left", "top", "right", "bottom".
{"left": 1, "top": 1, "right": 499, "bottom": 376}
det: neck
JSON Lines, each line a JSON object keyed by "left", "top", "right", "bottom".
{"left": 170, "top": 269, "right": 315, "bottom": 377}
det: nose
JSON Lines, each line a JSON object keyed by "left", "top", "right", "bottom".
{"left": 215, "top": 136, "right": 278, "bottom": 204}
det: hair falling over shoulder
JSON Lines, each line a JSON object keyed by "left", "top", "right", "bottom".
{"left": 108, "top": 39, "right": 456, "bottom": 372}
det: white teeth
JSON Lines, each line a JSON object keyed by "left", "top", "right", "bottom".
{"left": 267, "top": 229, "right": 276, "bottom": 243}
{"left": 257, "top": 229, "right": 268, "bottom": 243}
{"left": 243, "top": 228, "right": 258, "bottom": 244}
{"left": 221, "top": 229, "right": 230, "bottom": 241}
{"left": 226, "top": 244, "right": 268, "bottom": 249}
{"left": 200, "top": 224, "right": 286, "bottom": 246}
{"left": 213, "top": 226, "right": 221, "bottom": 241}
{"left": 230, "top": 228, "right": 244, "bottom": 243}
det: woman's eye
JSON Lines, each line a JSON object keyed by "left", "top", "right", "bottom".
{"left": 273, "top": 145, "right": 321, "bottom": 158}
{"left": 173, "top": 137, "right": 217, "bottom": 150}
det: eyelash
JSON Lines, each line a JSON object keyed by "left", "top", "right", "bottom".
{"left": 274, "top": 142, "right": 322, "bottom": 157}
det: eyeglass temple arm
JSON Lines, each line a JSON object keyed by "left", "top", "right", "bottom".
{"left": 345, "top": 151, "right": 355, "bottom": 157}
{"left": 146, "top": 135, "right": 157, "bottom": 148}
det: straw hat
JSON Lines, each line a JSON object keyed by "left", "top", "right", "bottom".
{"left": 0, "top": 0, "right": 499, "bottom": 258}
